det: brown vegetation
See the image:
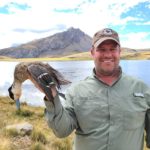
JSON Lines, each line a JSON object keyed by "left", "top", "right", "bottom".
{"left": 0, "top": 96, "right": 73, "bottom": 150}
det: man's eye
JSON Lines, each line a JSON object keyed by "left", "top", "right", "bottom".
{"left": 111, "top": 48, "right": 115, "bottom": 51}
{"left": 97, "top": 48, "right": 105, "bottom": 52}
{"left": 111, "top": 48, "right": 117, "bottom": 52}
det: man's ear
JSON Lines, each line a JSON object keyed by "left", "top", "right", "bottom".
{"left": 117, "top": 45, "right": 121, "bottom": 53}
{"left": 119, "top": 49, "right": 121, "bottom": 54}
{"left": 90, "top": 47, "right": 95, "bottom": 58}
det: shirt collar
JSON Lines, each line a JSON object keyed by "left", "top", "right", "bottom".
{"left": 92, "top": 66, "right": 122, "bottom": 86}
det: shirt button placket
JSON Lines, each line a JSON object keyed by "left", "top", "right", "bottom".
{"left": 107, "top": 88, "right": 114, "bottom": 150}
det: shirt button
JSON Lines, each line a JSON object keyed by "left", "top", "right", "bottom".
{"left": 110, "top": 121, "right": 114, "bottom": 125}
{"left": 109, "top": 143, "right": 113, "bottom": 146}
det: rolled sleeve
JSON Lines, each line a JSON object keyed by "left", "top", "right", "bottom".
{"left": 44, "top": 93, "right": 78, "bottom": 138}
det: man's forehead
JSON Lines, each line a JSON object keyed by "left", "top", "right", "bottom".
{"left": 98, "top": 40, "right": 118, "bottom": 47}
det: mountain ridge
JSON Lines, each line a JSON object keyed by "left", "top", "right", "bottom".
{"left": 0, "top": 27, "right": 92, "bottom": 58}
{"left": 0, "top": 27, "right": 150, "bottom": 59}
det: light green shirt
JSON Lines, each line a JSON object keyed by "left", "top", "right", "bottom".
{"left": 44, "top": 70, "right": 150, "bottom": 150}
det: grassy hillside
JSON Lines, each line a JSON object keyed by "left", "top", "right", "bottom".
{"left": 0, "top": 96, "right": 73, "bottom": 150}
{"left": 0, "top": 49, "right": 150, "bottom": 61}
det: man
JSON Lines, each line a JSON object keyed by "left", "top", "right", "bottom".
{"left": 30, "top": 28, "right": 150, "bottom": 150}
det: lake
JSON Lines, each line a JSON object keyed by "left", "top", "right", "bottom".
{"left": 0, "top": 60, "right": 150, "bottom": 107}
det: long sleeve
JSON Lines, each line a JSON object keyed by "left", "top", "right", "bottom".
{"left": 145, "top": 109, "right": 150, "bottom": 148}
{"left": 143, "top": 82, "right": 150, "bottom": 148}
{"left": 44, "top": 92, "right": 78, "bottom": 138}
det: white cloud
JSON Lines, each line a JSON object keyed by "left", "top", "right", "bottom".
{"left": 136, "top": 21, "right": 150, "bottom": 25}
{"left": 0, "top": 0, "right": 149, "bottom": 49}
{"left": 120, "top": 32, "right": 150, "bottom": 49}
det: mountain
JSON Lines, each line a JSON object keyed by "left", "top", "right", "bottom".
{"left": 0, "top": 27, "right": 92, "bottom": 58}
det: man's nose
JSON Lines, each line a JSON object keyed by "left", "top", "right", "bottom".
{"left": 103, "top": 49, "right": 112, "bottom": 57}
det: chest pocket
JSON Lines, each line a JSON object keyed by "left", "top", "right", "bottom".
{"left": 123, "top": 111, "right": 145, "bottom": 130}
{"left": 74, "top": 96, "right": 108, "bottom": 131}
{"left": 114, "top": 93, "right": 146, "bottom": 130}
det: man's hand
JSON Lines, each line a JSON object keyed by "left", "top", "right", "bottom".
{"left": 38, "top": 72, "right": 57, "bottom": 101}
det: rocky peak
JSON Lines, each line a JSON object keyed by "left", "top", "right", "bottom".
{"left": 49, "top": 27, "right": 90, "bottom": 50}
{"left": 0, "top": 27, "right": 92, "bottom": 58}
{"left": 67, "top": 27, "right": 85, "bottom": 37}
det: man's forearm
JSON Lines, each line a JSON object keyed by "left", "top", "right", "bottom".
{"left": 44, "top": 94, "right": 77, "bottom": 138}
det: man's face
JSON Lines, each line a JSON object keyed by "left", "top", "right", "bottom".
{"left": 91, "top": 40, "right": 121, "bottom": 76}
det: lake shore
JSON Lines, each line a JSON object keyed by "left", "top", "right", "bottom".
{"left": 0, "top": 50, "right": 150, "bottom": 62}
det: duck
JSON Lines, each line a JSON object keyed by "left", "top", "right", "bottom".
{"left": 8, "top": 61, "right": 71, "bottom": 110}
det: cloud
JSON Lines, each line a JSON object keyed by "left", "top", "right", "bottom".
{"left": 0, "top": 0, "right": 150, "bottom": 49}
{"left": 136, "top": 21, "right": 150, "bottom": 25}
{"left": 120, "top": 32, "right": 150, "bottom": 49}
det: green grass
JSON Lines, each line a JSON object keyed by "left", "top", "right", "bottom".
{"left": 4, "top": 128, "right": 20, "bottom": 137}
{"left": 0, "top": 96, "right": 73, "bottom": 150}
{"left": 30, "top": 142, "right": 46, "bottom": 150}
{"left": 31, "top": 129, "right": 47, "bottom": 144}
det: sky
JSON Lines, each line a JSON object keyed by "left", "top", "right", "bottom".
{"left": 0, "top": 0, "right": 150, "bottom": 49}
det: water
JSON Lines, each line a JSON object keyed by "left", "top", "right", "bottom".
{"left": 0, "top": 60, "right": 150, "bottom": 106}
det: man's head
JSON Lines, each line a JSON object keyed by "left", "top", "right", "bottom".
{"left": 92, "top": 28, "right": 120, "bottom": 48}
{"left": 91, "top": 28, "right": 121, "bottom": 76}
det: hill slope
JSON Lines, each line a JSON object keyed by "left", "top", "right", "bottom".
{"left": 0, "top": 27, "right": 92, "bottom": 58}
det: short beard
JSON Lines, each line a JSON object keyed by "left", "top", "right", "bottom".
{"left": 96, "top": 66, "right": 120, "bottom": 77}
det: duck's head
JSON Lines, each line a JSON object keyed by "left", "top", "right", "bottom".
{"left": 8, "top": 85, "right": 15, "bottom": 100}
